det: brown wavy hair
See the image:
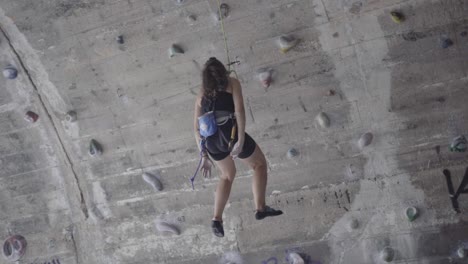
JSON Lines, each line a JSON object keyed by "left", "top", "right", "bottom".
{"left": 202, "top": 57, "right": 228, "bottom": 98}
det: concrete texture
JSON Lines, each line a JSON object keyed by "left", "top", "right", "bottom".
{"left": 0, "top": 0, "right": 468, "bottom": 263}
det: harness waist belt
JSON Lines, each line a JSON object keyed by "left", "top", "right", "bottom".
{"left": 215, "top": 111, "right": 236, "bottom": 125}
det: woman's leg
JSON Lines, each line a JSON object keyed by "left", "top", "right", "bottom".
{"left": 213, "top": 155, "right": 236, "bottom": 221}
{"left": 241, "top": 145, "right": 267, "bottom": 211}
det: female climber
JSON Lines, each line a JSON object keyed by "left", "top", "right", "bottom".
{"left": 193, "top": 57, "right": 283, "bottom": 237}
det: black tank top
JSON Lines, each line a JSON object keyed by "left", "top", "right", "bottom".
{"left": 201, "top": 91, "right": 234, "bottom": 113}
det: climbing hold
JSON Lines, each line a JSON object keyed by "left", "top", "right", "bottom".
{"left": 405, "top": 206, "right": 418, "bottom": 222}
{"left": 441, "top": 38, "right": 453, "bottom": 49}
{"left": 142, "top": 172, "right": 163, "bottom": 191}
{"left": 349, "top": 218, "right": 359, "bottom": 230}
{"left": 458, "top": 247, "right": 467, "bottom": 258}
{"left": 220, "top": 251, "right": 244, "bottom": 264}
{"left": 3, "top": 65, "right": 18, "bottom": 79}
{"left": 174, "top": 0, "right": 185, "bottom": 5}
{"left": 358, "top": 132, "right": 373, "bottom": 149}
{"left": 288, "top": 252, "right": 305, "bottom": 264}
{"left": 168, "top": 44, "right": 184, "bottom": 57}
{"left": 215, "top": 3, "right": 230, "bottom": 21}
{"left": 65, "top": 110, "right": 77, "bottom": 122}
{"left": 380, "top": 247, "right": 394, "bottom": 262}
{"left": 24, "top": 111, "right": 39, "bottom": 123}
{"left": 327, "top": 89, "right": 336, "bottom": 96}
{"left": 450, "top": 135, "right": 467, "bottom": 152}
{"left": 156, "top": 221, "right": 180, "bottom": 235}
{"left": 116, "top": 35, "right": 124, "bottom": 44}
{"left": 271, "top": 190, "right": 281, "bottom": 196}
{"left": 187, "top": 14, "right": 197, "bottom": 24}
{"left": 315, "top": 112, "right": 330, "bottom": 128}
{"left": 287, "top": 148, "right": 299, "bottom": 159}
{"left": 278, "top": 35, "right": 299, "bottom": 53}
{"left": 257, "top": 68, "right": 273, "bottom": 89}
{"left": 461, "top": 31, "right": 468, "bottom": 37}
{"left": 390, "top": 11, "right": 404, "bottom": 23}
{"left": 2, "top": 235, "right": 27, "bottom": 262}
{"left": 89, "top": 139, "right": 103, "bottom": 157}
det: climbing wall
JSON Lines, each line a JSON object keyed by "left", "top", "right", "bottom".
{"left": 0, "top": 0, "right": 468, "bottom": 263}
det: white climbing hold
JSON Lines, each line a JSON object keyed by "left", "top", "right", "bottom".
{"left": 380, "top": 247, "right": 394, "bottom": 262}
{"left": 278, "top": 35, "right": 299, "bottom": 53}
{"left": 358, "top": 132, "right": 373, "bottom": 149}
{"left": 288, "top": 252, "right": 305, "bottom": 264}
{"left": 315, "top": 112, "right": 330, "bottom": 128}
{"left": 271, "top": 190, "right": 281, "bottom": 196}
{"left": 174, "top": 0, "right": 185, "bottom": 5}
{"left": 156, "top": 220, "right": 180, "bottom": 235}
{"left": 458, "top": 247, "right": 466, "bottom": 258}
{"left": 257, "top": 68, "right": 273, "bottom": 88}
{"left": 287, "top": 148, "right": 299, "bottom": 158}
{"left": 142, "top": 172, "right": 163, "bottom": 191}
{"left": 169, "top": 44, "right": 184, "bottom": 57}
{"left": 219, "top": 251, "right": 244, "bottom": 264}
{"left": 3, "top": 65, "right": 18, "bottom": 79}
{"left": 301, "top": 185, "right": 309, "bottom": 190}
{"left": 405, "top": 206, "right": 418, "bottom": 222}
{"left": 65, "top": 110, "right": 77, "bottom": 122}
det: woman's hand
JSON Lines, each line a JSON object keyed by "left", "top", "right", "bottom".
{"left": 230, "top": 139, "right": 244, "bottom": 159}
{"left": 201, "top": 156, "right": 214, "bottom": 178}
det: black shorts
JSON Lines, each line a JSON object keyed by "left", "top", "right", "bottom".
{"left": 205, "top": 119, "right": 257, "bottom": 161}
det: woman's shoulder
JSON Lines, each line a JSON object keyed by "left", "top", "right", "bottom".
{"left": 228, "top": 77, "right": 241, "bottom": 92}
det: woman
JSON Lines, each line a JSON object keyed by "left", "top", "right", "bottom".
{"left": 193, "top": 57, "right": 283, "bottom": 237}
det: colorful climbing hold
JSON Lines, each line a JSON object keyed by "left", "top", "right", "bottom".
{"left": 441, "top": 37, "right": 453, "bottom": 49}
{"left": 315, "top": 112, "right": 330, "bottom": 128}
{"left": 142, "top": 172, "right": 163, "bottom": 191}
{"left": 405, "top": 206, "right": 418, "bottom": 222}
{"left": 458, "top": 247, "right": 467, "bottom": 258}
{"left": 390, "top": 11, "right": 404, "bottom": 23}
{"left": 89, "top": 139, "right": 103, "bottom": 157}
{"left": 116, "top": 35, "right": 124, "bottom": 44}
{"left": 24, "top": 111, "right": 39, "bottom": 123}
{"left": 156, "top": 220, "right": 180, "bottom": 235}
{"left": 287, "top": 148, "right": 299, "bottom": 158}
{"left": 288, "top": 252, "right": 305, "bottom": 264}
{"left": 257, "top": 68, "right": 273, "bottom": 89}
{"left": 3, "top": 65, "right": 18, "bottom": 79}
{"left": 278, "top": 35, "right": 299, "bottom": 53}
{"left": 358, "top": 132, "right": 373, "bottom": 149}
{"left": 215, "top": 3, "right": 229, "bottom": 21}
{"left": 2, "top": 235, "right": 27, "bottom": 262}
{"left": 65, "top": 110, "right": 77, "bottom": 122}
{"left": 169, "top": 44, "right": 184, "bottom": 57}
{"left": 381, "top": 247, "right": 394, "bottom": 262}
{"left": 450, "top": 135, "right": 467, "bottom": 152}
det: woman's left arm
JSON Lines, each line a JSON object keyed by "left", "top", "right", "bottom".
{"left": 232, "top": 78, "right": 246, "bottom": 146}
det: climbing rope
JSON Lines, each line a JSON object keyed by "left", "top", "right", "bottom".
{"left": 215, "top": 0, "right": 239, "bottom": 79}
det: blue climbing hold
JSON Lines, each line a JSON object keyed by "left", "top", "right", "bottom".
{"left": 450, "top": 135, "right": 467, "bottom": 152}
{"left": 441, "top": 38, "right": 453, "bottom": 48}
{"left": 3, "top": 65, "right": 18, "bottom": 79}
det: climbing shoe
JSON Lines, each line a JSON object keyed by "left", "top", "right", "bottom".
{"left": 255, "top": 206, "right": 283, "bottom": 220}
{"left": 211, "top": 220, "right": 224, "bottom": 237}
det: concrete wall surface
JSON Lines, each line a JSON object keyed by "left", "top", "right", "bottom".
{"left": 0, "top": 0, "right": 468, "bottom": 263}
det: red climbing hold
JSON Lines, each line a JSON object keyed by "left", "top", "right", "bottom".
{"left": 24, "top": 111, "right": 39, "bottom": 123}
{"left": 257, "top": 68, "right": 273, "bottom": 89}
{"left": 2, "top": 235, "right": 27, "bottom": 262}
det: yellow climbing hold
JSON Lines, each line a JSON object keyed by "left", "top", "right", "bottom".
{"left": 390, "top": 11, "right": 404, "bottom": 23}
